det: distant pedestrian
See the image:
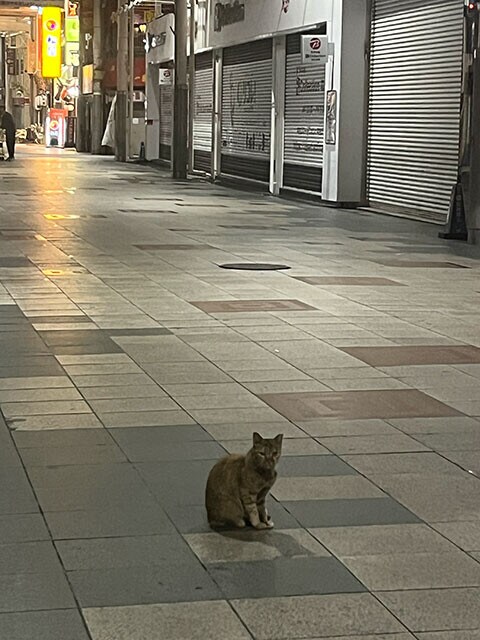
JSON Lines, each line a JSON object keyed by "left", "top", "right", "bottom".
{"left": 0, "top": 109, "right": 16, "bottom": 161}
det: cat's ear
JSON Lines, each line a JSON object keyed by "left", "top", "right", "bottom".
{"left": 253, "top": 432, "right": 263, "bottom": 446}
{"left": 274, "top": 434, "right": 284, "bottom": 448}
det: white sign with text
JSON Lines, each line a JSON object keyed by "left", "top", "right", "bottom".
{"left": 301, "top": 35, "right": 328, "bottom": 64}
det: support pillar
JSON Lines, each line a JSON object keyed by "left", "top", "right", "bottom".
{"left": 91, "top": 0, "right": 104, "bottom": 154}
{"left": 173, "top": 0, "right": 188, "bottom": 179}
{"left": 188, "top": 0, "right": 196, "bottom": 172}
{"left": 116, "top": 2, "right": 129, "bottom": 162}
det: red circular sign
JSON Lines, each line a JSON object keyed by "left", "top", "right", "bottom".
{"left": 310, "top": 38, "right": 322, "bottom": 50}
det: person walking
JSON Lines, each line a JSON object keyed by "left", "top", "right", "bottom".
{"left": 0, "top": 109, "right": 16, "bottom": 161}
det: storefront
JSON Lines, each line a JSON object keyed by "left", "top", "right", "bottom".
{"left": 367, "top": 0, "right": 464, "bottom": 222}
{"left": 283, "top": 30, "right": 327, "bottom": 194}
{"left": 193, "top": 51, "right": 213, "bottom": 173}
{"left": 220, "top": 39, "right": 273, "bottom": 184}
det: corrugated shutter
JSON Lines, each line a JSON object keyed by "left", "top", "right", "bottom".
{"left": 194, "top": 51, "right": 213, "bottom": 173}
{"left": 367, "top": 0, "right": 464, "bottom": 222}
{"left": 159, "top": 84, "right": 173, "bottom": 162}
{"left": 221, "top": 39, "right": 272, "bottom": 183}
{"left": 283, "top": 31, "right": 326, "bottom": 194}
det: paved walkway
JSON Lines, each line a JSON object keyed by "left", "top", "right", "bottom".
{"left": 1, "top": 146, "right": 480, "bottom": 639}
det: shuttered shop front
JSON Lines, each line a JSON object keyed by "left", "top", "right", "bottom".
{"left": 283, "top": 33, "right": 326, "bottom": 194}
{"left": 159, "top": 84, "right": 173, "bottom": 163}
{"left": 367, "top": 0, "right": 464, "bottom": 222}
{"left": 221, "top": 39, "right": 272, "bottom": 183}
{"left": 194, "top": 52, "right": 213, "bottom": 173}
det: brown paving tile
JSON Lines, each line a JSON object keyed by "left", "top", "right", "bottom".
{"left": 293, "top": 276, "right": 405, "bottom": 286}
{"left": 370, "top": 259, "right": 469, "bottom": 269}
{"left": 341, "top": 345, "right": 480, "bottom": 367}
{"left": 260, "top": 389, "right": 462, "bottom": 421}
{"left": 190, "top": 300, "right": 317, "bottom": 313}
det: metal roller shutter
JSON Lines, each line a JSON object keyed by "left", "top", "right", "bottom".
{"left": 194, "top": 51, "right": 213, "bottom": 173}
{"left": 283, "top": 31, "right": 326, "bottom": 194}
{"left": 367, "top": 0, "right": 464, "bottom": 222}
{"left": 159, "top": 84, "right": 173, "bottom": 163}
{"left": 221, "top": 39, "right": 272, "bottom": 183}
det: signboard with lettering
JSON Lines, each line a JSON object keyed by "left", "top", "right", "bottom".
{"left": 41, "top": 7, "right": 62, "bottom": 78}
{"left": 159, "top": 68, "right": 172, "bottom": 85}
{"left": 301, "top": 35, "right": 328, "bottom": 64}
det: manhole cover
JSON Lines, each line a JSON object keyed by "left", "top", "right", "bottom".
{"left": 219, "top": 263, "right": 291, "bottom": 271}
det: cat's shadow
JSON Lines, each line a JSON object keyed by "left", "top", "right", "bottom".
{"left": 214, "top": 527, "right": 314, "bottom": 558}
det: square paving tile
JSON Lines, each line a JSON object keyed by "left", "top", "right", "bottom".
{"left": 272, "top": 475, "right": 384, "bottom": 501}
{"left": 231, "top": 593, "right": 405, "bottom": 639}
{"left": 45, "top": 505, "right": 175, "bottom": 539}
{"left": 319, "top": 433, "right": 428, "bottom": 455}
{"left": 208, "top": 556, "right": 366, "bottom": 599}
{"left": 191, "top": 299, "right": 317, "bottom": 313}
{"left": 376, "top": 588, "right": 480, "bottom": 632}
{"left": 0, "top": 570, "right": 76, "bottom": 613}
{"left": 0, "top": 541, "right": 62, "bottom": 574}
{"left": 134, "top": 244, "right": 210, "bottom": 250}
{"left": 0, "top": 514, "right": 49, "bottom": 543}
{"left": 342, "top": 452, "right": 465, "bottom": 476}
{"left": 68, "top": 563, "right": 221, "bottom": 607}
{"left": 0, "top": 610, "right": 90, "bottom": 640}
{"left": 283, "top": 497, "right": 421, "bottom": 528}
{"left": 432, "top": 521, "right": 480, "bottom": 552}
{"left": 344, "top": 550, "right": 480, "bottom": 590}
{"left": 342, "top": 345, "right": 480, "bottom": 367}
{"left": 260, "top": 389, "right": 461, "bottom": 421}
{"left": 83, "top": 601, "right": 252, "bottom": 640}
{"left": 371, "top": 259, "right": 469, "bottom": 268}
{"left": 278, "top": 455, "right": 357, "bottom": 476}
{"left": 309, "top": 524, "right": 456, "bottom": 557}
{"left": 293, "top": 276, "right": 405, "bottom": 286}
{"left": 185, "top": 528, "right": 328, "bottom": 563}
{"left": 165, "top": 499, "right": 300, "bottom": 533}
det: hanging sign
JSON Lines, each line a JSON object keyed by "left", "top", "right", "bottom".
{"left": 41, "top": 7, "right": 63, "bottom": 78}
{"left": 301, "top": 35, "right": 328, "bottom": 65}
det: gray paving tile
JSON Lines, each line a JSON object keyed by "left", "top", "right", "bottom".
{"left": 13, "top": 428, "right": 114, "bottom": 449}
{"left": 221, "top": 437, "right": 329, "bottom": 456}
{"left": 376, "top": 588, "right": 480, "bottom": 632}
{"left": 109, "top": 424, "right": 211, "bottom": 447}
{"left": 2, "top": 400, "right": 92, "bottom": 418}
{"left": 431, "top": 521, "right": 480, "bottom": 552}
{"left": 185, "top": 528, "right": 328, "bottom": 563}
{"left": 68, "top": 563, "right": 221, "bottom": 607}
{"left": 318, "top": 433, "right": 429, "bottom": 455}
{"left": 0, "top": 467, "right": 39, "bottom": 515}
{"left": 342, "top": 452, "right": 466, "bottom": 476}
{"left": 273, "top": 475, "right": 385, "bottom": 501}
{"left": 416, "top": 633, "right": 480, "bottom": 640}
{"left": 343, "top": 550, "right": 480, "bottom": 590}
{"left": 100, "top": 409, "right": 196, "bottom": 427}
{"left": 278, "top": 455, "right": 357, "bottom": 476}
{"left": 19, "top": 443, "right": 127, "bottom": 466}
{"left": 309, "top": 524, "right": 458, "bottom": 557}
{"left": 80, "top": 384, "right": 162, "bottom": 400}
{"left": 0, "top": 376, "right": 73, "bottom": 390}
{"left": 0, "top": 541, "right": 62, "bottom": 574}
{"left": 45, "top": 505, "right": 175, "bottom": 539}
{"left": 283, "top": 498, "right": 421, "bottom": 528}
{"left": 0, "top": 514, "right": 49, "bottom": 543}
{"left": 83, "top": 601, "right": 252, "bottom": 640}
{"left": 231, "top": 593, "right": 405, "bottom": 639}
{"left": 209, "top": 556, "right": 366, "bottom": 599}
{"left": 0, "top": 610, "right": 90, "bottom": 640}
{"left": 118, "top": 439, "right": 225, "bottom": 462}
{"left": 166, "top": 499, "right": 300, "bottom": 533}
{"left": 298, "top": 418, "right": 399, "bottom": 437}
{"left": 9, "top": 413, "right": 104, "bottom": 431}
{"left": 0, "top": 570, "right": 76, "bottom": 613}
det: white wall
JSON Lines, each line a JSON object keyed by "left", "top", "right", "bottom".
{"left": 207, "top": 0, "right": 335, "bottom": 48}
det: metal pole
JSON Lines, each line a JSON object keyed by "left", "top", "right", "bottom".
{"left": 91, "top": 0, "right": 103, "bottom": 154}
{"left": 116, "top": 2, "right": 129, "bottom": 162}
{"left": 173, "top": 0, "right": 188, "bottom": 178}
{"left": 188, "top": 0, "right": 196, "bottom": 172}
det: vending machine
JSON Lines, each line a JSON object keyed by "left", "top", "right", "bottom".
{"left": 45, "top": 108, "right": 67, "bottom": 148}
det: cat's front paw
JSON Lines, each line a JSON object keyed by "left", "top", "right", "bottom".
{"left": 254, "top": 521, "right": 271, "bottom": 530}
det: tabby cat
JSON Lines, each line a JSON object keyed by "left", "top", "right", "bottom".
{"left": 205, "top": 432, "right": 283, "bottom": 530}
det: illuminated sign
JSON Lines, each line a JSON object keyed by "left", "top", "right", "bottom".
{"left": 65, "top": 42, "right": 80, "bottom": 67}
{"left": 41, "top": 7, "right": 62, "bottom": 78}
{"left": 66, "top": 17, "right": 79, "bottom": 43}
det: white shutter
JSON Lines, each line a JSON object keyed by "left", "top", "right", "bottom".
{"left": 194, "top": 52, "right": 213, "bottom": 173}
{"left": 283, "top": 33, "right": 326, "bottom": 194}
{"left": 221, "top": 39, "right": 272, "bottom": 183}
{"left": 367, "top": 0, "right": 463, "bottom": 222}
{"left": 159, "top": 84, "right": 173, "bottom": 162}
